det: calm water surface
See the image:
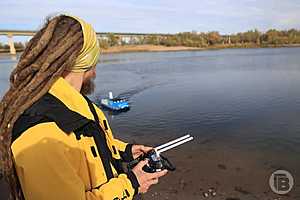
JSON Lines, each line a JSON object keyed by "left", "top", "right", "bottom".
{"left": 1, "top": 47, "right": 300, "bottom": 163}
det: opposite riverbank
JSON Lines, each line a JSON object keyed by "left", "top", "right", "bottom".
{"left": 1, "top": 44, "right": 300, "bottom": 55}
{"left": 101, "top": 44, "right": 300, "bottom": 54}
{"left": 101, "top": 45, "right": 204, "bottom": 53}
{"left": 0, "top": 45, "right": 203, "bottom": 55}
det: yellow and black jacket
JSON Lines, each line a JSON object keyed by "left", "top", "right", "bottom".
{"left": 11, "top": 78, "right": 139, "bottom": 200}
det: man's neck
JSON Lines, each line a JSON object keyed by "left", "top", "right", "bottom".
{"left": 62, "top": 71, "right": 84, "bottom": 92}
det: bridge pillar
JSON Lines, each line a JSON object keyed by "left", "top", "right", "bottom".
{"left": 7, "top": 33, "right": 16, "bottom": 55}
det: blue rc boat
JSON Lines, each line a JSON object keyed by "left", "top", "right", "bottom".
{"left": 100, "top": 92, "right": 130, "bottom": 111}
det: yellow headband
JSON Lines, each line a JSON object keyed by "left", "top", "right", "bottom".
{"left": 68, "top": 15, "right": 100, "bottom": 72}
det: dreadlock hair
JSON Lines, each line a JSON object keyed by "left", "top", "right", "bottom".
{"left": 0, "top": 14, "right": 84, "bottom": 199}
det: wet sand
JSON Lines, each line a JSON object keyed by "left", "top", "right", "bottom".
{"left": 128, "top": 136, "right": 300, "bottom": 200}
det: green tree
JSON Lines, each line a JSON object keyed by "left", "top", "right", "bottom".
{"left": 107, "top": 33, "right": 119, "bottom": 46}
{"left": 98, "top": 39, "right": 109, "bottom": 49}
{"left": 145, "top": 35, "right": 160, "bottom": 45}
{"left": 264, "top": 29, "right": 280, "bottom": 44}
{"left": 206, "top": 31, "right": 221, "bottom": 45}
{"left": 14, "top": 42, "right": 25, "bottom": 49}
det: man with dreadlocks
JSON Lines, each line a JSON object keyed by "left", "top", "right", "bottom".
{"left": 0, "top": 15, "right": 167, "bottom": 200}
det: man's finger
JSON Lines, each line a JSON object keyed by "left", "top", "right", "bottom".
{"left": 135, "top": 159, "right": 149, "bottom": 170}
{"left": 142, "top": 146, "right": 153, "bottom": 153}
{"left": 147, "top": 178, "right": 159, "bottom": 185}
{"left": 149, "top": 169, "right": 168, "bottom": 179}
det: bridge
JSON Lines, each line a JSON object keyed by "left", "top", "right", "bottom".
{"left": 0, "top": 29, "right": 171, "bottom": 54}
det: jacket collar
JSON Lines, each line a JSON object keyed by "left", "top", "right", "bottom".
{"left": 48, "top": 77, "right": 94, "bottom": 120}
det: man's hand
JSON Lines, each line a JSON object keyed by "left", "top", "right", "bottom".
{"left": 132, "top": 160, "right": 168, "bottom": 194}
{"left": 131, "top": 145, "right": 153, "bottom": 159}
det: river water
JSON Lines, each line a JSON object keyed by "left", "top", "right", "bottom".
{"left": 97, "top": 48, "right": 300, "bottom": 155}
{"left": 1, "top": 47, "right": 300, "bottom": 199}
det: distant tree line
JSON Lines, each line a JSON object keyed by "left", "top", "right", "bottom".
{"left": 1, "top": 29, "right": 300, "bottom": 52}
{"left": 0, "top": 42, "right": 25, "bottom": 52}
{"left": 98, "top": 29, "right": 300, "bottom": 49}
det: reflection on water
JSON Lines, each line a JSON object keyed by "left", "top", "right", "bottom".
{"left": 1, "top": 48, "right": 300, "bottom": 164}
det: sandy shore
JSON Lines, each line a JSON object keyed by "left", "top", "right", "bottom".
{"left": 101, "top": 45, "right": 204, "bottom": 54}
{"left": 100, "top": 44, "right": 300, "bottom": 54}
{"left": 127, "top": 135, "right": 300, "bottom": 200}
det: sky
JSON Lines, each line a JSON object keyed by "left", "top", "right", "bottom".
{"left": 0, "top": 0, "right": 300, "bottom": 43}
